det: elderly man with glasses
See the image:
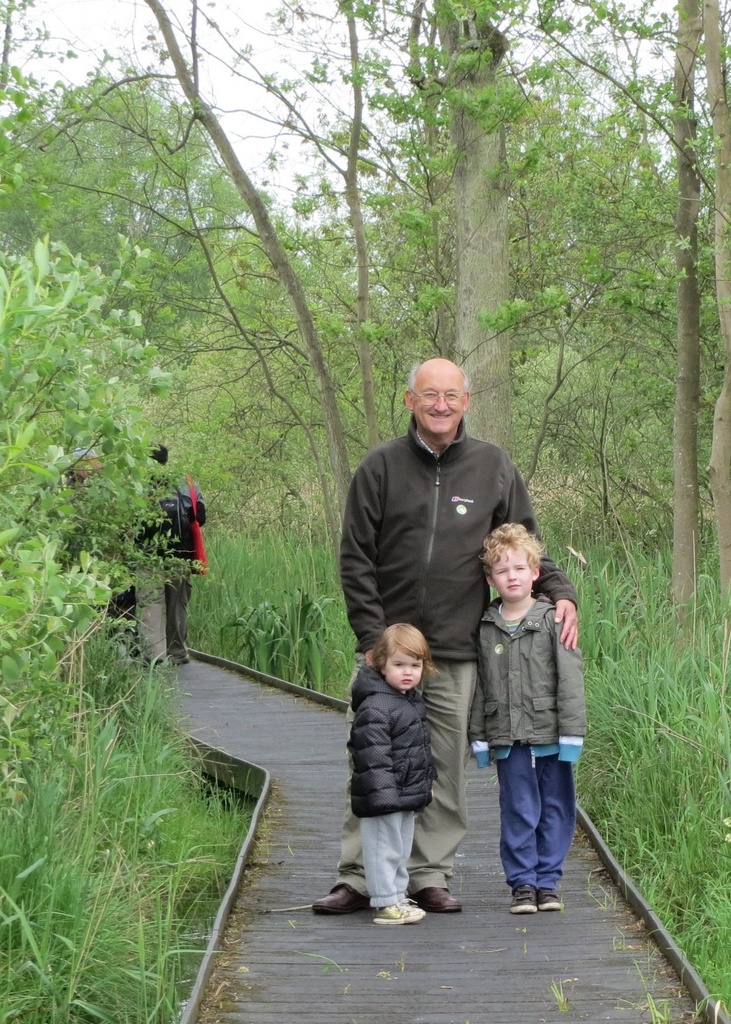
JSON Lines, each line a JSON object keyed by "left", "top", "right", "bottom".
{"left": 313, "top": 358, "right": 578, "bottom": 915}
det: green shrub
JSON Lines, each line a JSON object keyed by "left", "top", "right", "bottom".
{"left": 0, "top": 237, "right": 169, "bottom": 804}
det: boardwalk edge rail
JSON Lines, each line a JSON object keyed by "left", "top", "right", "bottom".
{"left": 180, "top": 736, "right": 271, "bottom": 1024}
{"left": 181, "top": 650, "right": 730, "bottom": 1024}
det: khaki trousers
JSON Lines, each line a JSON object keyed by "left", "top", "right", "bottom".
{"left": 165, "top": 574, "right": 192, "bottom": 663}
{"left": 336, "top": 656, "right": 476, "bottom": 894}
{"left": 136, "top": 583, "right": 166, "bottom": 662}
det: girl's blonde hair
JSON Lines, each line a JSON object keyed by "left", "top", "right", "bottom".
{"left": 480, "top": 523, "right": 544, "bottom": 574}
{"left": 370, "top": 623, "right": 435, "bottom": 676}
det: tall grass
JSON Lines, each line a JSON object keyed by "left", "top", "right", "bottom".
{"left": 189, "top": 531, "right": 352, "bottom": 694}
{"left": 190, "top": 530, "right": 731, "bottom": 1007}
{"left": 574, "top": 551, "right": 731, "bottom": 1005}
{"left": 0, "top": 635, "right": 247, "bottom": 1023}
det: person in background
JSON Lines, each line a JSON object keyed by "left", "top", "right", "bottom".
{"left": 69, "top": 446, "right": 102, "bottom": 483}
{"left": 348, "top": 624, "right": 437, "bottom": 926}
{"left": 313, "top": 357, "right": 578, "bottom": 916}
{"left": 469, "top": 524, "right": 586, "bottom": 914}
{"left": 137, "top": 445, "right": 206, "bottom": 665}
{"left": 165, "top": 463, "right": 206, "bottom": 666}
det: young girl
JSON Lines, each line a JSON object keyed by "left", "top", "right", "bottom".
{"left": 348, "top": 624, "right": 437, "bottom": 925}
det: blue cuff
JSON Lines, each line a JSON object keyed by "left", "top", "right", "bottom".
{"left": 471, "top": 740, "right": 489, "bottom": 768}
{"left": 558, "top": 739, "right": 583, "bottom": 762}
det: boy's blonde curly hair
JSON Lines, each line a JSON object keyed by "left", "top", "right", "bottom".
{"left": 480, "top": 523, "right": 544, "bottom": 574}
{"left": 371, "top": 623, "right": 435, "bottom": 676}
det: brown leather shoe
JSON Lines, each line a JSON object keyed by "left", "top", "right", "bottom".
{"left": 312, "top": 884, "right": 370, "bottom": 914}
{"left": 411, "top": 887, "right": 462, "bottom": 912}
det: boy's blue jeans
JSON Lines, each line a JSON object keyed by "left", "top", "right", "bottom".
{"left": 496, "top": 743, "right": 576, "bottom": 890}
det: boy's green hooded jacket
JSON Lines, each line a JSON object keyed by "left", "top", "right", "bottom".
{"left": 469, "top": 598, "right": 586, "bottom": 749}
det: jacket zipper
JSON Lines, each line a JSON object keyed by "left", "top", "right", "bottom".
{"left": 418, "top": 460, "right": 441, "bottom": 622}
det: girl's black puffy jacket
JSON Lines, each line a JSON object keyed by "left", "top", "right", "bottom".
{"left": 348, "top": 665, "right": 437, "bottom": 818}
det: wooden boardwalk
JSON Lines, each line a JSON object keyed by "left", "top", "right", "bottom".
{"left": 175, "top": 659, "right": 700, "bottom": 1024}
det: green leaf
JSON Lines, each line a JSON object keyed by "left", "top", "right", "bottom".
{"left": 33, "top": 238, "right": 50, "bottom": 280}
{"left": 1, "top": 656, "right": 21, "bottom": 684}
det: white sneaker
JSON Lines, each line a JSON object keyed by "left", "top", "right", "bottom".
{"left": 373, "top": 899, "right": 426, "bottom": 925}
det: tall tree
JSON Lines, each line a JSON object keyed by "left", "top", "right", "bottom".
{"left": 437, "top": 4, "right": 512, "bottom": 448}
{"left": 341, "top": 0, "right": 379, "bottom": 448}
{"left": 672, "top": 0, "right": 702, "bottom": 610}
{"left": 705, "top": 0, "right": 731, "bottom": 593}
{"left": 527, "top": 3, "right": 716, "bottom": 574}
{"left": 144, "top": 0, "right": 351, "bottom": 542}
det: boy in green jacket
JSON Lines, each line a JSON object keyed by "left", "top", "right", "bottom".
{"left": 469, "top": 524, "right": 586, "bottom": 915}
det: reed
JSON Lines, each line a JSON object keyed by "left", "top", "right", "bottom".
{"left": 571, "top": 550, "right": 731, "bottom": 1006}
{"left": 0, "top": 636, "right": 247, "bottom": 1023}
{"left": 189, "top": 531, "right": 352, "bottom": 693}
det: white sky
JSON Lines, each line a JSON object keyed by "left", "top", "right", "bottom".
{"left": 26, "top": 0, "right": 281, "bottom": 82}
{"left": 20, "top": 0, "right": 309, "bottom": 189}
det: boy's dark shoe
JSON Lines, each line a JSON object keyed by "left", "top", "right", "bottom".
{"left": 537, "top": 888, "right": 563, "bottom": 911}
{"left": 510, "top": 884, "right": 538, "bottom": 914}
{"left": 411, "top": 887, "right": 462, "bottom": 912}
{"left": 312, "top": 884, "right": 369, "bottom": 914}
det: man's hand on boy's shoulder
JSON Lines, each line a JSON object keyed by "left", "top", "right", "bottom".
{"left": 554, "top": 600, "right": 578, "bottom": 650}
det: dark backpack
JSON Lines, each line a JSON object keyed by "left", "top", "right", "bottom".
{"left": 158, "top": 489, "right": 194, "bottom": 558}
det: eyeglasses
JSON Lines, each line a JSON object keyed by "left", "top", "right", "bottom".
{"left": 410, "top": 390, "right": 466, "bottom": 407}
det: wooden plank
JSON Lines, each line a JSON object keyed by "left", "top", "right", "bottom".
{"left": 176, "top": 661, "right": 698, "bottom": 1024}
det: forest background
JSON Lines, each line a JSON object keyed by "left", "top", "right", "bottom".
{"left": 2, "top": 0, "right": 731, "bottom": 1019}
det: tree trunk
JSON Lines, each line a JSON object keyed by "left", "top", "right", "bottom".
{"left": 342, "top": 3, "right": 379, "bottom": 449}
{"left": 672, "top": 0, "right": 702, "bottom": 612}
{"left": 1, "top": 5, "right": 12, "bottom": 88}
{"left": 704, "top": 0, "right": 731, "bottom": 593}
{"left": 144, "top": 0, "right": 352, "bottom": 527}
{"left": 439, "top": 10, "right": 512, "bottom": 450}
{"left": 408, "top": 2, "right": 455, "bottom": 355}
